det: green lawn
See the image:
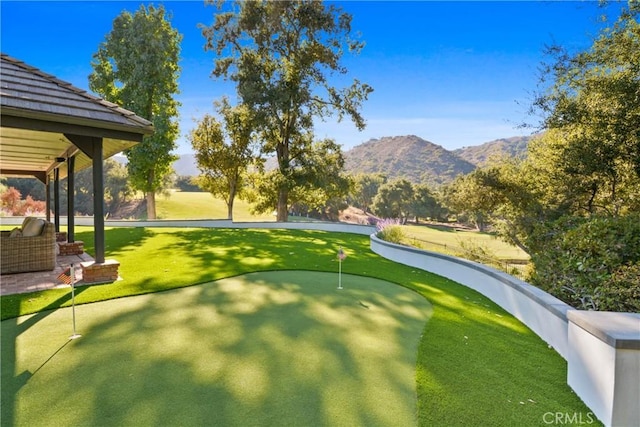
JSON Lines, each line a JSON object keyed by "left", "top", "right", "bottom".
{"left": 2, "top": 271, "right": 431, "bottom": 427}
{"left": 157, "top": 192, "right": 529, "bottom": 262}
{"left": 156, "top": 191, "right": 275, "bottom": 222}
{"left": 0, "top": 227, "right": 597, "bottom": 426}
{"left": 402, "top": 223, "right": 529, "bottom": 262}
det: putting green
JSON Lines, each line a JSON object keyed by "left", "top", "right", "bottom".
{"left": 2, "top": 271, "right": 432, "bottom": 427}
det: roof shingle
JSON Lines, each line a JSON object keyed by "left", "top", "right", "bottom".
{"left": 0, "top": 53, "right": 154, "bottom": 132}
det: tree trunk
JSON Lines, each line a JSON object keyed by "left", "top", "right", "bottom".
{"left": 146, "top": 170, "right": 157, "bottom": 219}
{"left": 146, "top": 192, "right": 156, "bottom": 220}
{"left": 227, "top": 200, "right": 234, "bottom": 221}
{"left": 227, "top": 183, "right": 236, "bottom": 221}
{"left": 276, "top": 186, "right": 288, "bottom": 222}
{"left": 275, "top": 137, "right": 290, "bottom": 222}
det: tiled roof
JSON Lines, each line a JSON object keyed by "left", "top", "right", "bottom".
{"left": 0, "top": 53, "right": 153, "bottom": 132}
{"left": 0, "top": 53, "right": 154, "bottom": 179}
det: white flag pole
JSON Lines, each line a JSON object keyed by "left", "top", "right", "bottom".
{"left": 337, "top": 247, "right": 345, "bottom": 290}
{"left": 69, "top": 263, "right": 81, "bottom": 340}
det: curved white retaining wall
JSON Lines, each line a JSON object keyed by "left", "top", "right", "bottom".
{"left": 370, "top": 234, "right": 640, "bottom": 427}
{"left": 371, "top": 234, "right": 573, "bottom": 357}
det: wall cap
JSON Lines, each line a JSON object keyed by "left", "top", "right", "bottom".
{"left": 568, "top": 310, "right": 640, "bottom": 349}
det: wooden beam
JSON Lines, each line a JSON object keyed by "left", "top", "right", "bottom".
{"left": 0, "top": 169, "right": 47, "bottom": 183}
{"left": 65, "top": 134, "right": 100, "bottom": 159}
{"left": 92, "top": 139, "right": 105, "bottom": 263}
{"left": 2, "top": 114, "right": 148, "bottom": 142}
{"left": 46, "top": 176, "right": 51, "bottom": 222}
{"left": 64, "top": 134, "right": 106, "bottom": 262}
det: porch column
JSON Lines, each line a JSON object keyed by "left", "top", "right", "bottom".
{"left": 45, "top": 176, "right": 51, "bottom": 222}
{"left": 92, "top": 140, "right": 105, "bottom": 263}
{"left": 65, "top": 134, "right": 105, "bottom": 264}
{"left": 67, "top": 155, "right": 75, "bottom": 243}
{"left": 53, "top": 168, "right": 60, "bottom": 233}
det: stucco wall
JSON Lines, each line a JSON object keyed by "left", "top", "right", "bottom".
{"left": 370, "top": 233, "right": 573, "bottom": 359}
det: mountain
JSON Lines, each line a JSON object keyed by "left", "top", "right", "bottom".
{"left": 343, "top": 135, "right": 476, "bottom": 185}
{"left": 171, "top": 134, "right": 534, "bottom": 185}
{"left": 173, "top": 154, "right": 199, "bottom": 176}
{"left": 453, "top": 135, "right": 533, "bottom": 167}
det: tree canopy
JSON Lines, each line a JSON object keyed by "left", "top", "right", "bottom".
{"left": 202, "top": 0, "right": 372, "bottom": 221}
{"left": 190, "top": 99, "right": 257, "bottom": 220}
{"left": 90, "top": 4, "right": 182, "bottom": 219}
{"left": 372, "top": 179, "right": 415, "bottom": 224}
{"left": 443, "top": 4, "right": 640, "bottom": 311}
{"left": 531, "top": 4, "right": 640, "bottom": 181}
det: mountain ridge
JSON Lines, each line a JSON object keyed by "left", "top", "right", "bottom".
{"left": 343, "top": 135, "right": 476, "bottom": 185}
{"left": 171, "top": 134, "right": 533, "bottom": 184}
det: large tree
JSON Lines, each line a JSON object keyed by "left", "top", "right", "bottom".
{"left": 248, "top": 137, "right": 351, "bottom": 218}
{"left": 350, "top": 173, "right": 387, "bottom": 214}
{"left": 412, "top": 183, "right": 446, "bottom": 223}
{"left": 190, "top": 99, "right": 257, "bottom": 220}
{"left": 202, "top": 0, "right": 372, "bottom": 221}
{"left": 372, "top": 179, "right": 415, "bottom": 224}
{"left": 531, "top": 4, "right": 640, "bottom": 181}
{"left": 458, "top": 3, "right": 640, "bottom": 252}
{"left": 89, "top": 4, "right": 182, "bottom": 219}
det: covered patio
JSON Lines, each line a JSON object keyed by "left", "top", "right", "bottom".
{"left": 0, "top": 53, "right": 153, "bottom": 288}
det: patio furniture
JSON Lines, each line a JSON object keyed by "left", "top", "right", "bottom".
{"left": 1, "top": 217, "right": 56, "bottom": 274}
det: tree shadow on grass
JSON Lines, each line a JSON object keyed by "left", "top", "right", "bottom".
{"left": 157, "top": 228, "right": 363, "bottom": 283}
{"left": 3, "top": 271, "right": 431, "bottom": 426}
{"left": 412, "top": 279, "right": 599, "bottom": 426}
{"left": 0, "top": 286, "right": 89, "bottom": 427}
{"left": 75, "top": 227, "right": 157, "bottom": 258}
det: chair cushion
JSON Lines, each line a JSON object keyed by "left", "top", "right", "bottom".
{"left": 22, "top": 218, "right": 45, "bottom": 237}
{"left": 22, "top": 216, "right": 35, "bottom": 230}
{"left": 9, "top": 227, "right": 22, "bottom": 238}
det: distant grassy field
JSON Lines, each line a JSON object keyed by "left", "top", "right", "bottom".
{"left": 1, "top": 191, "right": 528, "bottom": 265}
{"left": 402, "top": 223, "right": 530, "bottom": 262}
{"left": 156, "top": 191, "right": 275, "bottom": 222}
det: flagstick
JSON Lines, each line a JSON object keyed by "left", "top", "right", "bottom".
{"left": 338, "top": 258, "right": 343, "bottom": 290}
{"left": 69, "top": 263, "right": 81, "bottom": 340}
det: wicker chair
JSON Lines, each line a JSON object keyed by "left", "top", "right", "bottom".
{"left": 1, "top": 219, "right": 56, "bottom": 274}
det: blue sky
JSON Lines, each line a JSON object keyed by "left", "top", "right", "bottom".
{"left": 0, "top": 1, "right": 624, "bottom": 154}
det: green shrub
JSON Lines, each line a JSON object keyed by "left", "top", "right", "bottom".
{"left": 377, "top": 225, "right": 405, "bottom": 244}
{"left": 598, "top": 263, "right": 640, "bottom": 312}
{"left": 528, "top": 214, "right": 640, "bottom": 312}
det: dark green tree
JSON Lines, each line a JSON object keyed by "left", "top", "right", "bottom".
{"left": 531, "top": 4, "right": 640, "bottom": 183}
{"left": 350, "top": 173, "right": 387, "bottom": 213}
{"left": 412, "top": 184, "right": 446, "bottom": 223}
{"left": 372, "top": 179, "right": 415, "bottom": 224}
{"left": 249, "top": 138, "right": 350, "bottom": 219}
{"left": 444, "top": 170, "right": 501, "bottom": 232}
{"left": 202, "top": 0, "right": 372, "bottom": 221}
{"left": 90, "top": 4, "right": 182, "bottom": 219}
